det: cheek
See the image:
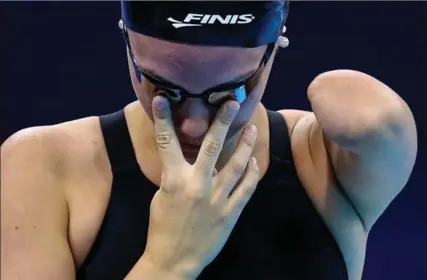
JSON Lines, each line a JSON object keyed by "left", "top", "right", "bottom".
{"left": 135, "top": 84, "right": 156, "bottom": 122}
{"left": 128, "top": 55, "right": 155, "bottom": 121}
{"left": 230, "top": 108, "right": 253, "bottom": 135}
{"left": 234, "top": 82, "right": 264, "bottom": 123}
{"left": 137, "top": 91, "right": 154, "bottom": 122}
{"left": 226, "top": 80, "right": 265, "bottom": 138}
{"left": 227, "top": 96, "right": 260, "bottom": 139}
{"left": 131, "top": 72, "right": 156, "bottom": 122}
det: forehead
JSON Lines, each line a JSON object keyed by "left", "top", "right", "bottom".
{"left": 128, "top": 30, "right": 267, "bottom": 93}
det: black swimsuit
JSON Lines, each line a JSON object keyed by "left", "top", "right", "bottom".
{"left": 76, "top": 110, "right": 348, "bottom": 280}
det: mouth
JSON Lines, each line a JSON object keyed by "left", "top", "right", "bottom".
{"left": 180, "top": 142, "right": 202, "bottom": 154}
{"left": 177, "top": 134, "right": 204, "bottom": 154}
{"left": 180, "top": 142, "right": 201, "bottom": 164}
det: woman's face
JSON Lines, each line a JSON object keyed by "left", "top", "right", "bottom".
{"left": 127, "top": 30, "right": 275, "bottom": 161}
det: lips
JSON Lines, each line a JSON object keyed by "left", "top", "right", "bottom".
{"left": 180, "top": 142, "right": 201, "bottom": 153}
{"left": 176, "top": 134, "right": 204, "bottom": 152}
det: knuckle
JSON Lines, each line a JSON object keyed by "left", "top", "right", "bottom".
{"left": 242, "top": 133, "right": 256, "bottom": 148}
{"left": 203, "top": 138, "right": 222, "bottom": 156}
{"left": 243, "top": 182, "right": 258, "bottom": 197}
{"left": 185, "top": 189, "right": 206, "bottom": 202}
{"left": 156, "top": 131, "right": 172, "bottom": 150}
{"left": 229, "top": 160, "right": 247, "bottom": 175}
{"left": 216, "top": 211, "right": 229, "bottom": 225}
{"left": 218, "top": 115, "right": 233, "bottom": 127}
{"left": 217, "top": 110, "right": 234, "bottom": 127}
{"left": 160, "top": 173, "right": 179, "bottom": 194}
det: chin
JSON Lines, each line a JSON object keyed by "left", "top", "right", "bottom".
{"left": 184, "top": 154, "right": 198, "bottom": 164}
{"left": 181, "top": 148, "right": 199, "bottom": 163}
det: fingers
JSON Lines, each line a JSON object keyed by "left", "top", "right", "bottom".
{"left": 214, "top": 125, "right": 258, "bottom": 199}
{"left": 226, "top": 157, "right": 259, "bottom": 217}
{"left": 152, "top": 96, "right": 186, "bottom": 169}
{"left": 194, "top": 101, "right": 240, "bottom": 174}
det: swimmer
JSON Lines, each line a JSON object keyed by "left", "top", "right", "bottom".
{"left": 1, "top": 2, "right": 417, "bottom": 280}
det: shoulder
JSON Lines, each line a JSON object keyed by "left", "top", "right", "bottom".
{"left": 276, "top": 109, "right": 313, "bottom": 136}
{"left": 1, "top": 116, "right": 110, "bottom": 279}
{"left": 275, "top": 109, "right": 367, "bottom": 279}
{"left": 1, "top": 116, "right": 110, "bottom": 195}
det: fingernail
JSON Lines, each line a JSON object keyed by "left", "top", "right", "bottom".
{"left": 251, "top": 157, "right": 257, "bottom": 165}
{"left": 245, "top": 125, "right": 257, "bottom": 137}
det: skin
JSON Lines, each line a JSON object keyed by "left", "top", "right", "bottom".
{"left": 0, "top": 27, "right": 417, "bottom": 280}
{"left": 126, "top": 31, "right": 271, "bottom": 167}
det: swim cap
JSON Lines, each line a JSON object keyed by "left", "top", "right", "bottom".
{"left": 121, "top": 1, "right": 289, "bottom": 48}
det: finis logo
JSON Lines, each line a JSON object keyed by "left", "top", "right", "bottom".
{"left": 167, "top": 13, "right": 255, "bottom": 28}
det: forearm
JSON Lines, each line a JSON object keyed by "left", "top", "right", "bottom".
{"left": 307, "top": 70, "right": 410, "bottom": 151}
{"left": 125, "top": 256, "right": 196, "bottom": 280}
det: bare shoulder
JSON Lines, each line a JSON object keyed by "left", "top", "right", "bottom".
{"left": 276, "top": 109, "right": 366, "bottom": 280}
{"left": 276, "top": 109, "right": 312, "bottom": 135}
{"left": 1, "top": 116, "right": 112, "bottom": 278}
{"left": 1, "top": 116, "right": 112, "bottom": 228}
{"left": 2, "top": 116, "right": 110, "bottom": 185}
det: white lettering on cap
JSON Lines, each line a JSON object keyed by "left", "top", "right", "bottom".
{"left": 167, "top": 13, "right": 255, "bottom": 28}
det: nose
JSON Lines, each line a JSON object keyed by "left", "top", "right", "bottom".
{"left": 175, "top": 98, "right": 210, "bottom": 139}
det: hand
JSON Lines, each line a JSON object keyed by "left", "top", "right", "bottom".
{"left": 142, "top": 96, "right": 259, "bottom": 279}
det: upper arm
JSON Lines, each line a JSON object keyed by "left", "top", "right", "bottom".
{"left": 1, "top": 128, "right": 76, "bottom": 280}
{"left": 322, "top": 102, "right": 417, "bottom": 231}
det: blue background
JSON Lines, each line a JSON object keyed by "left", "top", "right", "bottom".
{"left": 1, "top": 2, "right": 426, "bottom": 279}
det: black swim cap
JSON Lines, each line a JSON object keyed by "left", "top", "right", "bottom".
{"left": 121, "top": 1, "right": 289, "bottom": 48}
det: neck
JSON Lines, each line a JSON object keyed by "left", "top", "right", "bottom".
{"left": 124, "top": 101, "right": 269, "bottom": 186}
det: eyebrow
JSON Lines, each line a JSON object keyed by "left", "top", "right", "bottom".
{"left": 138, "top": 64, "right": 257, "bottom": 91}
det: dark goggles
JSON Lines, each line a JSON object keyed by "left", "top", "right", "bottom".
{"left": 121, "top": 24, "right": 275, "bottom": 106}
